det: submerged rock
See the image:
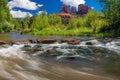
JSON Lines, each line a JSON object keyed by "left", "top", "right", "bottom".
{"left": 86, "top": 42, "right": 93, "bottom": 45}
{"left": 32, "top": 48, "right": 43, "bottom": 52}
{"left": 32, "top": 45, "right": 43, "bottom": 52}
{"left": 24, "top": 44, "right": 31, "bottom": 48}
{"left": 66, "top": 55, "right": 80, "bottom": 59}
{"left": 42, "top": 49, "right": 63, "bottom": 57}
{"left": 67, "top": 56, "right": 76, "bottom": 59}
{"left": 22, "top": 44, "right": 32, "bottom": 52}
{"left": 50, "top": 53, "right": 58, "bottom": 56}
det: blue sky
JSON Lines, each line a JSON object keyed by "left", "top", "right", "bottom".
{"left": 8, "top": 0, "right": 102, "bottom": 18}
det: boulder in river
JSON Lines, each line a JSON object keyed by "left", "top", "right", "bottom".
{"left": 28, "top": 39, "right": 37, "bottom": 43}
{"left": 86, "top": 42, "right": 93, "bottom": 45}
{"left": 62, "top": 39, "right": 80, "bottom": 45}
{"left": 32, "top": 48, "right": 43, "bottom": 52}
{"left": 0, "top": 40, "right": 7, "bottom": 45}
{"left": 10, "top": 40, "right": 31, "bottom": 44}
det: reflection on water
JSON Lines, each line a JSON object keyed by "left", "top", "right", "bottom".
{"left": 0, "top": 32, "right": 120, "bottom": 80}
{"left": 0, "top": 32, "right": 37, "bottom": 41}
{"left": 0, "top": 33, "right": 12, "bottom": 41}
{"left": 0, "top": 32, "right": 91, "bottom": 41}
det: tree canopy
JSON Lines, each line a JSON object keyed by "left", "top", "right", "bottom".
{"left": 0, "top": 0, "right": 13, "bottom": 32}
{"left": 97, "top": 0, "right": 120, "bottom": 36}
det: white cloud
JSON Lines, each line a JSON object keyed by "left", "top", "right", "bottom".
{"left": 91, "top": 7, "right": 95, "bottom": 9}
{"left": 60, "top": 0, "right": 85, "bottom": 8}
{"left": 37, "top": 11, "right": 47, "bottom": 15}
{"left": 10, "top": 10, "right": 32, "bottom": 18}
{"left": 8, "top": 0, "right": 43, "bottom": 10}
{"left": 38, "top": 4, "right": 43, "bottom": 7}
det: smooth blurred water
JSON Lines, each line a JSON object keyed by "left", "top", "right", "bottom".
{"left": 0, "top": 32, "right": 120, "bottom": 80}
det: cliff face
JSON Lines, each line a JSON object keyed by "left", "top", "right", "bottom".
{"left": 58, "top": 4, "right": 91, "bottom": 19}
{"left": 77, "top": 4, "right": 91, "bottom": 15}
{"left": 59, "top": 4, "right": 91, "bottom": 15}
{"left": 60, "top": 4, "right": 69, "bottom": 13}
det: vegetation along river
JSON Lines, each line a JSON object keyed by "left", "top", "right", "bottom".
{"left": 0, "top": 32, "right": 120, "bottom": 80}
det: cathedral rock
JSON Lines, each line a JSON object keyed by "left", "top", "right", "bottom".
{"left": 58, "top": 4, "right": 91, "bottom": 19}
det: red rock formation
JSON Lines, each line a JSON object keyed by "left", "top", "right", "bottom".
{"left": 59, "top": 4, "right": 71, "bottom": 19}
{"left": 71, "top": 6, "right": 75, "bottom": 14}
{"left": 58, "top": 13, "right": 71, "bottom": 19}
{"left": 78, "top": 4, "right": 91, "bottom": 15}
{"left": 61, "top": 4, "right": 69, "bottom": 13}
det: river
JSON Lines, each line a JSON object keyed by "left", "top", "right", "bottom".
{"left": 0, "top": 32, "right": 120, "bottom": 80}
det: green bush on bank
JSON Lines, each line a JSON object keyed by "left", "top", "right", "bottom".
{"left": 1, "top": 10, "right": 109, "bottom": 37}
{"left": 0, "top": 21, "right": 14, "bottom": 32}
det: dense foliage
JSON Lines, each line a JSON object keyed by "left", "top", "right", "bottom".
{"left": 97, "top": 0, "right": 120, "bottom": 36}
{"left": 0, "top": 0, "right": 14, "bottom": 32}
{"left": 13, "top": 11, "right": 107, "bottom": 37}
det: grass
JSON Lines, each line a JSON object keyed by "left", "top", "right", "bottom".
{"left": 33, "top": 27, "right": 88, "bottom": 35}
{"left": 30, "top": 27, "right": 107, "bottom": 37}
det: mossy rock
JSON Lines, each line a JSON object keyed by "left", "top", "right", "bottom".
{"left": 53, "top": 46, "right": 59, "bottom": 49}
{"left": 86, "top": 42, "right": 93, "bottom": 45}
{"left": 33, "top": 45, "right": 42, "bottom": 48}
{"left": 24, "top": 44, "right": 31, "bottom": 48}
{"left": 22, "top": 44, "right": 32, "bottom": 51}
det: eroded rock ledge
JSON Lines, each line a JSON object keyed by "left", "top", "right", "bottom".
{"left": 0, "top": 38, "right": 80, "bottom": 45}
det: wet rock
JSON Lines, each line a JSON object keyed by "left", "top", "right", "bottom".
{"left": 32, "top": 48, "right": 43, "bottom": 52}
{"left": 86, "top": 42, "right": 93, "bottom": 45}
{"left": 50, "top": 53, "right": 58, "bottom": 56}
{"left": 37, "top": 39, "right": 56, "bottom": 44}
{"left": 32, "top": 45, "right": 43, "bottom": 52}
{"left": 33, "top": 45, "right": 42, "bottom": 48}
{"left": 22, "top": 44, "right": 32, "bottom": 52}
{"left": 0, "top": 40, "right": 7, "bottom": 45}
{"left": 44, "top": 49, "right": 63, "bottom": 56}
{"left": 53, "top": 46, "right": 59, "bottom": 49}
{"left": 69, "top": 40, "right": 80, "bottom": 45}
{"left": 10, "top": 40, "right": 31, "bottom": 44}
{"left": 47, "top": 49, "right": 55, "bottom": 53}
{"left": 24, "top": 44, "right": 31, "bottom": 48}
{"left": 27, "top": 39, "right": 37, "bottom": 43}
{"left": 62, "top": 39, "right": 80, "bottom": 45}
{"left": 66, "top": 55, "right": 80, "bottom": 59}
{"left": 93, "top": 48, "right": 101, "bottom": 53}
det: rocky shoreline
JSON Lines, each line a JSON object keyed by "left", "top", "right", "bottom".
{"left": 0, "top": 38, "right": 81, "bottom": 45}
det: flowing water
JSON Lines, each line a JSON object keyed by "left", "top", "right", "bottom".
{"left": 0, "top": 32, "right": 120, "bottom": 80}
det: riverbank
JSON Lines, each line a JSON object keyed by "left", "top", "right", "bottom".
{"left": 29, "top": 28, "right": 111, "bottom": 37}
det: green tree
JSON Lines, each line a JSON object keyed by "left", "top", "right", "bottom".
{"left": 0, "top": 0, "right": 13, "bottom": 32}
{"left": 0, "top": 0, "right": 12, "bottom": 22}
{"left": 48, "top": 14, "right": 62, "bottom": 25}
{"left": 31, "top": 11, "right": 49, "bottom": 31}
{"left": 97, "top": 0, "right": 120, "bottom": 36}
